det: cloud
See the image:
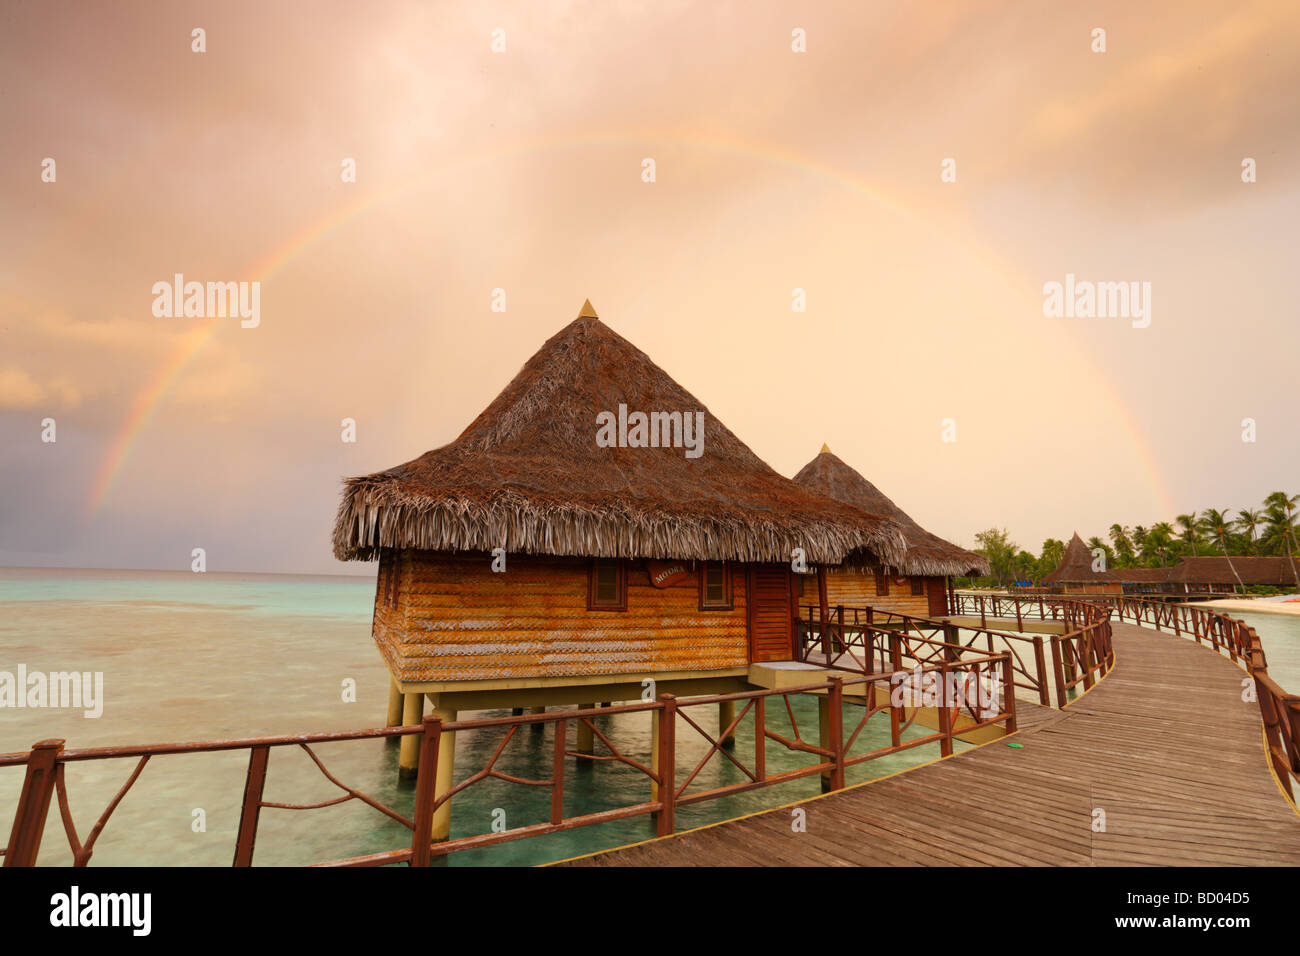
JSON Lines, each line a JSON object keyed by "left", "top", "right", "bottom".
{"left": 0, "top": 366, "right": 81, "bottom": 411}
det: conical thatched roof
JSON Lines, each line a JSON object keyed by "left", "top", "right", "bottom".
{"left": 1043, "top": 532, "right": 1106, "bottom": 584}
{"left": 333, "top": 305, "right": 907, "bottom": 566}
{"left": 791, "top": 448, "right": 989, "bottom": 577}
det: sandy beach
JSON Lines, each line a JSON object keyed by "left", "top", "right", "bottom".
{"left": 1201, "top": 595, "right": 1300, "bottom": 616}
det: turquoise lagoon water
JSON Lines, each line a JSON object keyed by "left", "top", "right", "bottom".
{"left": 0, "top": 568, "right": 959, "bottom": 867}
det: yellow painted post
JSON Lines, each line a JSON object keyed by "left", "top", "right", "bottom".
{"left": 576, "top": 704, "right": 594, "bottom": 754}
{"left": 429, "top": 703, "right": 456, "bottom": 842}
{"left": 398, "top": 692, "right": 425, "bottom": 776}
{"left": 719, "top": 700, "right": 736, "bottom": 749}
{"left": 385, "top": 678, "right": 403, "bottom": 728}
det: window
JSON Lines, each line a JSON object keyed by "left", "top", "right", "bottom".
{"left": 588, "top": 558, "right": 627, "bottom": 610}
{"left": 699, "top": 561, "right": 733, "bottom": 610}
{"left": 874, "top": 569, "right": 889, "bottom": 596}
{"left": 910, "top": 577, "right": 925, "bottom": 597}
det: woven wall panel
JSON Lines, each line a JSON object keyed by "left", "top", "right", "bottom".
{"left": 374, "top": 552, "right": 749, "bottom": 682}
{"left": 815, "top": 570, "right": 932, "bottom": 618}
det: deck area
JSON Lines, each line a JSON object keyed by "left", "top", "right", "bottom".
{"left": 557, "top": 621, "right": 1300, "bottom": 866}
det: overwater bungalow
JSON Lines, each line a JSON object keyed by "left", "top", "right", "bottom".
{"left": 331, "top": 301, "right": 908, "bottom": 835}
{"left": 791, "top": 446, "right": 988, "bottom": 619}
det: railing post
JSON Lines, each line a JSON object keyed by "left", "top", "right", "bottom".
{"left": 890, "top": 632, "right": 903, "bottom": 672}
{"left": 1001, "top": 655, "right": 1018, "bottom": 734}
{"left": 888, "top": 676, "right": 902, "bottom": 748}
{"left": 3, "top": 739, "right": 64, "bottom": 867}
{"left": 232, "top": 744, "right": 270, "bottom": 867}
{"left": 836, "top": 605, "right": 845, "bottom": 656}
{"left": 409, "top": 715, "right": 442, "bottom": 867}
{"left": 827, "top": 676, "right": 845, "bottom": 791}
{"left": 942, "top": 623, "right": 960, "bottom": 662}
{"left": 1079, "top": 633, "right": 1094, "bottom": 691}
{"left": 937, "top": 663, "right": 954, "bottom": 757}
{"left": 1050, "top": 635, "right": 1068, "bottom": 708}
{"left": 754, "top": 696, "right": 766, "bottom": 782}
{"left": 655, "top": 695, "right": 677, "bottom": 837}
{"left": 1015, "top": 600, "right": 1023, "bottom": 633}
{"left": 551, "top": 716, "right": 567, "bottom": 825}
{"left": 1032, "top": 636, "right": 1049, "bottom": 706}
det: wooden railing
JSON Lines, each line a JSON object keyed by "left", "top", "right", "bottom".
{"left": 1113, "top": 596, "right": 1300, "bottom": 804}
{"left": 799, "top": 598, "right": 1114, "bottom": 710}
{"left": 1, "top": 651, "right": 1017, "bottom": 867}
{"left": 948, "top": 591, "right": 1300, "bottom": 804}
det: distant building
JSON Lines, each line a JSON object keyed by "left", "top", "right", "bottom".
{"left": 1042, "top": 536, "right": 1300, "bottom": 596}
{"left": 1163, "top": 556, "right": 1300, "bottom": 594}
{"left": 1042, "top": 533, "right": 1121, "bottom": 594}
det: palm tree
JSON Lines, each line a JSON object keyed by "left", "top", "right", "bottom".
{"left": 1150, "top": 521, "right": 1175, "bottom": 567}
{"left": 1108, "top": 524, "right": 1134, "bottom": 566}
{"left": 1200, "top": 508, "right": 1244, "bottom": 592}
{"left": 1039, "top": 538, "right": 1065, "bottom": 571}
{"left": 1131, "top": 525, "right": 1149, "bottom": 560}
{"left": 1264, "top": 491, "right": 1300, "bottom": 589}
{"left": 1175, "top": 513, "right": 1200, "bottom": 556}
{"left": 1235, "top": 508, "right": 1263, "bottom": 555}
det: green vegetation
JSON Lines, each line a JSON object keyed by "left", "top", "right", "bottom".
{"left": 956, "top": 490, "right": 1300, "bottom": 590}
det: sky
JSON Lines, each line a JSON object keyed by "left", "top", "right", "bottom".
{"left": 1, "top": 1, "right": 1298, "bottom": 575}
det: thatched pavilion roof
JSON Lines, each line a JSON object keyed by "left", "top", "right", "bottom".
{"left": 1165, "top": 556, "right": 1300, "bottom": 587}
{"left": 1042, "top": 532, "right": 1107, "bottom": 584}
{"left": 791, "top": 448, "right": 989, "bottom": 577}
{"left": 333, "top": 303, "right": 907, "bottom": 566}
{"left": 1105, "top": 567, "right": 1170, "bottom": 584}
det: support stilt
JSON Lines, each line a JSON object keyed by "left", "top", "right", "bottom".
{"left": 399, "top": 692, "right": 425, "bottom": 777}
{"left": 576, "top": 704, "right": 594, "bottom": 755}
{"left": 719, "top": 700, "right": 736, "bottom": 749}
{"left": 385, "top": 678, "right": 403, "bottom": 729}
{"left": 430, "top": 704, "right": 456, "bottom": 842}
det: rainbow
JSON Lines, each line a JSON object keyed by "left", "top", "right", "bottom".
{"left": 84, "top": 129, "right": 1178, "bottom": 520}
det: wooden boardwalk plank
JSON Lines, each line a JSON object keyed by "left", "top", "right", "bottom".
{"left": 557, "top": 621, "right": 1300, "bottom": 866}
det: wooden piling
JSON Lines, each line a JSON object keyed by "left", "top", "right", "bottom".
{"left": 719, "top": 700, "right": 736, "bottom": 749}
{"left": 429, "top": 703, "right": 456, "bottom": 842}
{"left": 398, "top": 692, "right": 425, "bottom": 776}
{"left": 576, "top": 704, "right": 594, "bottom": 754}
{"left": 385, "top": 678, "right": 403, "bottom": 728}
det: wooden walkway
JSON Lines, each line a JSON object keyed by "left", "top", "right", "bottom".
{"left": 558, "top": 622, "right": 1300, "bottom": 866}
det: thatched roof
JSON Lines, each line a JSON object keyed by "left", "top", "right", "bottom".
{"left": 1043, "top": 532, "right": 1107, "bottom": 584}
{"left": 1165, "top": 556, "right": 1300, "bottom": 587}
{"left": 791, "top": 448, "right": 989, "bottom": 577}
{"left": 1106, "top": 567, "right": 1170, "bottom": 584}
{"left": 333, "top": 304, "right": 908, "bottom": 566}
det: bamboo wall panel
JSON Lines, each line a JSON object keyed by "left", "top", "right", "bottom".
{"left": 374, "top": 553, "right": 750, "bottom": 682}
{"left": 798, "top": 569, "right": 935, "bottom": 617}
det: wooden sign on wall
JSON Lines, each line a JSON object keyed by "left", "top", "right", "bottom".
{"left": 646, "top": 560, "right": 692, "bottom": 589}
